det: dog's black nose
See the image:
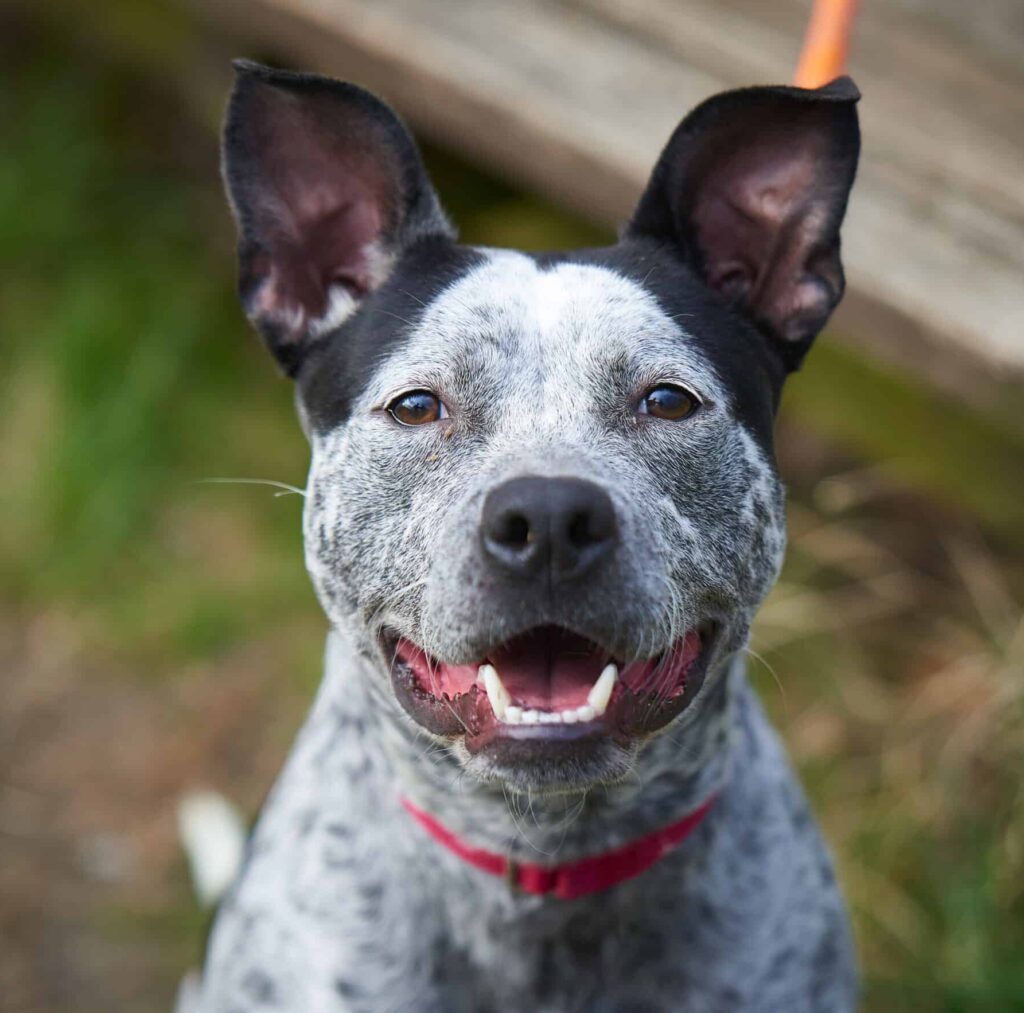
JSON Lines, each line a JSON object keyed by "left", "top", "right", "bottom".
{"left": 480, "top": 476, "right": 618, "bottom": 582}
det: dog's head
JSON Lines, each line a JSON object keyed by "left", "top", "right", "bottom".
{"left": 222, "top": 62, "right": 859, "bottom": 792}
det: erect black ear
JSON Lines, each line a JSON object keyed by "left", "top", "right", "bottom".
{"left": 627, "top": 77, "right": 860, "bottom": 371}
{"left": 221, "top": 61, "right": 454, "bottom": 375}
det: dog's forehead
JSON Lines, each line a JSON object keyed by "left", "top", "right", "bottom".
{"left": 365, "top": 251, "right": 726, "bottom": 404}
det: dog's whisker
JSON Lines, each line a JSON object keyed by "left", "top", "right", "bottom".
{"left": 363, "top": 579, "right": 432, "bottom": 634}
{"left": 501, "top": 784, "right": 529, "bottom": 838}
{"left": 501, "top": 790, "right": 571, "bottom": 860}
{"left": 369, "top": 578, "right": 431, "bottom": 618}
{"left": 743, "top": 647, "right": 788, "bottom": 706}
{"left": 196, "top": 476, "right": 307, "bottom": 497}
{"left": 373, "top": 308, "right": 421, "bottom": 328}
{"left": 525, "top": 786, "right": 538, "bottom": 828}
{"left": 393, "top": 287, "right": 430, "bottom": 309}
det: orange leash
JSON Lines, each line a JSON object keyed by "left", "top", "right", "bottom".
{"left": 794, "top": 0, "right": 859, "bottom": 87}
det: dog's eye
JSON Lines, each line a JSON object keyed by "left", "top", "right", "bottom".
{"left": 386, "top": 390, "right": 447, "bottom": 426}
{"left": 639, "top": 384, "right": 700, "bottom": 421}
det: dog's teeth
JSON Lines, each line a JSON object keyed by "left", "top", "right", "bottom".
{"left": 480, "top": 664, "right": 510, "bottom": 719}
{"left": 586, "top": 663, "right": 618, "bottom": 717}
{"left": 500, "top": 700, "right": 607, "bottom": 726}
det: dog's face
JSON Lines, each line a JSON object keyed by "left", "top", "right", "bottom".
{"left": 222, "top": 63, "right": 859, "bottom": 792}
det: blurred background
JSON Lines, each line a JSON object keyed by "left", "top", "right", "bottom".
{"left": 2, "top": 1, "right": 1022, "bottom": 1010}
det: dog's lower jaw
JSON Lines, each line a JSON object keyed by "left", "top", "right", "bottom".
{"left": 197, "top": 628, "right": 857, "bottom": 1012}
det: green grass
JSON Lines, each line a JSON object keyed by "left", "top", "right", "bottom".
{"left": 2, "top": 11, "right": 1022, "bottom": 1011}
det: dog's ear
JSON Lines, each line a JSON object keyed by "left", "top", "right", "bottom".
{"left": 627, "top": 77, "right": 860, "bottom": 371}
{"left": 222, "top": 61, "right": 454, "bottom": 375}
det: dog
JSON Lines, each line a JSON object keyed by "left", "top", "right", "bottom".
{"left": 189, "top": 60, "right": 862, "bottom": 1012}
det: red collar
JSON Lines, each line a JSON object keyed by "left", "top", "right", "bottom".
{"left": 400, "top": 794, "right": 714, "bottom": 900}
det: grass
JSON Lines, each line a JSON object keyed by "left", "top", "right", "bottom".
{"left": 2, "top": 11, "right": 1022, "bottom": 1011}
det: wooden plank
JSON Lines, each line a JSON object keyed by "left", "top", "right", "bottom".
{"left": 191, "top": 0, "right": 1024, "bottom": 416}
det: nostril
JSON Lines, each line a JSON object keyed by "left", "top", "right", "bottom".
{"left": 567, "top": 512, "right": 592, "bottom": 548}
{"left": 497, "top": 512, "right": 532, "bottom": 550}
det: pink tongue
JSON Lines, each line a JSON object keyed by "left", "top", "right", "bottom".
{"left": 489, "top": 627, "right": 605, "bottom": 710}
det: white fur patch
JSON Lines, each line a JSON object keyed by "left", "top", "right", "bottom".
{"left": 308, "top": 285, "right": 359, "bottom": 338}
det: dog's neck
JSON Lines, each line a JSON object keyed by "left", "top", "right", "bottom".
{"left": 313, "top": 624, "right": 738, "bottom": 864}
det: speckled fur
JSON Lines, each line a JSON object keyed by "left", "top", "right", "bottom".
{"left": 192, "top": 252, "right": 857, "bottom": 1011}
{"left": 193, "top": 67, "right": 861, "bottom": 1012}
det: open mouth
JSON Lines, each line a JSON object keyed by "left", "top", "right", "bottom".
{"left": 386, "top": 623, "right": 717, "bottom": 758}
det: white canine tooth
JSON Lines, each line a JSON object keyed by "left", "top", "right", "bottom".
{"left": 504, "top": 706, "right": 523, "bottom": 724}
{"left": 587, "top": 663, "right": 618, "bottom": 717}
{"left": 479, "top": 664, "right": 510, "bottom": 719}
{"left": 522, "top": 709, "right": 542, "bottom": 724}
{"left": 575, "top": 704, "right": 597, "bottom": 723}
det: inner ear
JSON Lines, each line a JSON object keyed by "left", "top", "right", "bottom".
{"left": 222, "top": 62, "right": 453, "bottom": 374}
{"left": 628, "top": 78, "right": 860, "bottom": 371}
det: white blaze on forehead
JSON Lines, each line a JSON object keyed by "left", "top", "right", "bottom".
{"left": 364, "top": 251, "right": 725, "bottom": 410}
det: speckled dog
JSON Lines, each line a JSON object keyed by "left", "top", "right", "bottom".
{"left": 192, "top": 61, "right": 861, "bottom": 1012}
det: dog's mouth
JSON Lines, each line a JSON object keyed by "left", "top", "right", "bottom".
{"left": 386, "top": 623, "right": 717, "bottom": 767}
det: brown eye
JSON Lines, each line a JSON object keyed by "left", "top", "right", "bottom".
{"left": 640, "top": 384, "right": 700, "bottom": 421}
{"left": 386, "top": 390, "right": 447, "bottom": 426}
